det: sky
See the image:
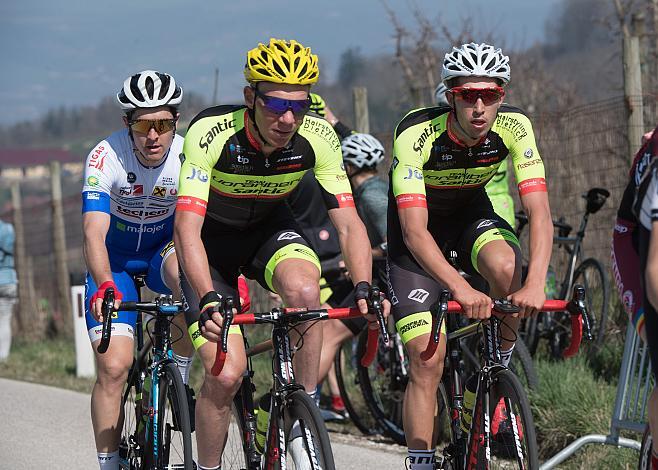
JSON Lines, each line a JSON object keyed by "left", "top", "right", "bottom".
{"left": 0, "top": 0, "right": 561, "bottom": 126}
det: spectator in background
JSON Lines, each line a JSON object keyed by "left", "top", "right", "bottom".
{"left": 0, "top": 218, "right": 17, "bottom": 361}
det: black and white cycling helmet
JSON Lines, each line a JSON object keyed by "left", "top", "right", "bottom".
{"left": 441, "top": 43, "right": 510, "bottom": 86}
{"left": 434, "top": 82, "right": 449, "bottom": 106}
{"left": 342, "top": 133, "right": 385, "bottom": 168}
{"left": 117, "top": 70, "right": 183, "bottom": 111}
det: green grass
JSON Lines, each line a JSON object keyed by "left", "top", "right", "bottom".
{"left": 531, "top": 354, "right": 641, "bottom": 468}
{"left": 0, "top": 336, "right": 95, "bottom": 393}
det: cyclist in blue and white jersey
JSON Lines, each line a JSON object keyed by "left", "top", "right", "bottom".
{"left": 81, "top": 70, "right": 194, "bottom": 470}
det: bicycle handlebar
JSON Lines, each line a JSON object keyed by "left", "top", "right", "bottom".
{"left": 420, "top": 285, "right": 592, "bottom": 361}
{"left": 96, "top": 293, "right": 183, "bottom": 355}
{"left": 210, "top": 305, "right": 382, "bottom": 376}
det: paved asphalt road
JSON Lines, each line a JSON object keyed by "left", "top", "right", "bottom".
{"left": 0, "top": 378, "right": 405, "bottom": 469}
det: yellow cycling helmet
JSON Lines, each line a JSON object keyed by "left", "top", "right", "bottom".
{"left": 244, "top": 38, "right": 319, "bottom": 85}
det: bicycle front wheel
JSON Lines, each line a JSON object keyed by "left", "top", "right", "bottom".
{"left": 639, "top": 425, "right": 652, "bottom": 470}
{"left": 119, "top": 361, "right": 144, "bottom": 470}
{"left": 147, "top": 362, "right": 194, "bottom": 470}
{"left": 469, "top": 368, "right": 538, "bottom": 469}
{"left": 282, "top": 389, "right": 335, "bottom": 470}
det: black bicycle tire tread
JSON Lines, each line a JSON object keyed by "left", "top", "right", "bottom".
{"left": 639, "top": 425, "right": 652, "bottom": 470}
{"left": 476, "top": 368, "right": 539, "bottom": 469}
{"left": 282, "top": 389, "right": 336, "bottom": 470}
{"left": 150, "top": 362, "right": 194, "bottom": 470}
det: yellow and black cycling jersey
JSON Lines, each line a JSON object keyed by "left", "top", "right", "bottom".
{"left": 177, "top": 105, "right": 354, "bottom": 229}
{"left": 390, "top": 104, "right": 546, "bottom": 217}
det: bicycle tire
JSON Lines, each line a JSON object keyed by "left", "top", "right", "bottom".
{"left": 119, "top": 360, "right": 145, "bottom": 470}
{"left": 519, "top": 314, "right": 541, "bottom": 356}
{"left": 469, "top": 368, "right": 538, "bottom": 469}
{"left": 356, "top": 328, "right": 406, "bottom": 445}
{"left": 281, "top": 389, "right": 335, "bottom": 470}
{"left": 221, "top": 391, "right": 252, "bottom": 470}
{"left": 639, "top": 425, "right": 652, "bottom": 470}
{"left": 335, "top": 335, "right": 381, "bottom": 436}
{"left": 146, "top": 361, "right": 193, "bottom": 470}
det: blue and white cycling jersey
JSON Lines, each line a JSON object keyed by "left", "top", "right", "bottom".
{"left": 81, "top": 128, "right": 183, "bottom": 255}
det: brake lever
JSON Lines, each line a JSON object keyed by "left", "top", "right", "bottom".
{"left": 433, "top": 290, "right": 450, "bottom": 344}
{"left": 221, "top": 297, "right": 234, "bottom": 353}
{"left": 569, "top": 284, "right": 592, "bottom": 341}
{"left": 369, "top": 286, "right": 389, "bottom": 345}
{"left": 97, "top": 288, "right": 115, "bottom": 354}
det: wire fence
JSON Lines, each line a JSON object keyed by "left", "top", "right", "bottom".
{"left": 0, "top": 95, "right": 651, "bottom": 337}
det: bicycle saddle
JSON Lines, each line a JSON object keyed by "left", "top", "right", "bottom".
{"left": 583, "top": 187, "right": 610, "bottom": 214}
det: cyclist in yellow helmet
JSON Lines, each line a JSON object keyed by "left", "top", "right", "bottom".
{"left": 174, "top": 38, "right": 388, "bottom": 469}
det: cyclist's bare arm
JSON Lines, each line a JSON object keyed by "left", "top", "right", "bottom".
{"left": 514, "top": 191, "right": 552, "bottom": 313}
{"left": 646, "top": 220, "right": 658, "bottom": 309}
{"left": 327, "top": 206, "right": 373, "bottom": 313}
{"left": 83, "top": 211, "right": 117, "bottom": 319}
{"left": 398, "top": 206, "right": 490, "bottom": 319}
{"left": 174, "top": 210, "right": 214, "bottom": 299}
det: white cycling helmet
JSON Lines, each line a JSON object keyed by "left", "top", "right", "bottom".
{"left": 441, "top": 43, "right": 510, "bottom": 85}
{"left": 434, "top": 82, "right": 449, "bottom": 106}
{"left": 117, "top": 70, "right": 183, "bottom": 111}
{"left": 342, "top": 133, "right": 385, "bottom": 169}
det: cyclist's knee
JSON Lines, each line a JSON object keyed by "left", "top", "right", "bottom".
{"left": 278, "top": 276, "right": 320, "bottom": 306}
{"left": 96, "top": 355, "right": 131, "bottom": 388}
{"left": 202, "top": 364, "right": 243, "bottom": 398}
{"left": 407, "top": 341, "right": 445, "bottom": 383}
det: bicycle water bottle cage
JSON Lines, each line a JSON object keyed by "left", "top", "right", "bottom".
{"left": 583, "top": 187, "right": 610, "bottom": 214}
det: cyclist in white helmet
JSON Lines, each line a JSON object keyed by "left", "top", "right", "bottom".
{"left": 82, "top": 70, "right": 195, "bottom": 470}
{"left": 389, "top": 43, "right": 552, "bottom": 469}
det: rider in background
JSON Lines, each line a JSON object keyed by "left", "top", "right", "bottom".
{"left": 82, "top": 71, "right": 194, "bottom": 470}
{"left": 436, "top": 82, "right": 516, "bottom": 229}
{"left": 307, "top": 94, "right": 390, "bottom": 419}
{"left": 612, "top": 126, "right": 658, "bottom": 468}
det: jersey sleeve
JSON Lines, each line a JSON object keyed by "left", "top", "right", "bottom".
{"left": 390, "top": 113, "right": 431, "bottom": 210}
{"left": 497, "top": 110, "right": 547, "bottom": 196}
{"left": 82, "top": 140, "right": 114, "bottom": 214}
{"left": 176, "top": 118, "right": 220, "bottom": 217}
{"left": 301, "top": 116, "right": 355, "bottom": 210}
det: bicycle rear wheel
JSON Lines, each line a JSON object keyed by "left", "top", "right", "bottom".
{"left": 282, "top": 389, "right": 335, "bottom": 469}
{"left": 357, "top": 328, "right": 407, "bottom": 445}
{"left": 469, "top": 368, "right": 538, "bottom": 469}
{"left": 335, "top": 335, "right": 380, "bottom": 436}
{"left": 147, "top": 361, "right": 194, "bottom": 470}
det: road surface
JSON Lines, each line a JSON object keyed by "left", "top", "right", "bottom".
{"left": 0, "top": 378, "right": 405, "bottom": 469}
